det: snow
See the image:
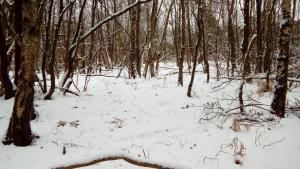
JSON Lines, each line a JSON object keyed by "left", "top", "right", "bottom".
{"left": 1, "top": 63, "right": 300, "bottom": 169}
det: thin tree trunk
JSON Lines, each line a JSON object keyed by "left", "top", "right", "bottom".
{"left": 156, "top": 0, "right": 174, "bottom": 74}
{"left": 242, "top": 0, "right": 251, "bottom": 77}
{"left": 135, "top": 3, "right": 141, "bottom": 77}
{"left": 41, "top": 0, "right": 54, "bottom": 94}
{"left": 256, "top": 0, "right": 263, "bottom": 73}
{"left": 44, "top": 0, "right": 68, "bottom": 100}
{"left": 178, "top": 0, "right": 185, "bottom": 86}
{"left": 200, "top": 2, "right": 209, "bottom": 83}
{"left": 129, "top": 0, "right": 138, "bottom": 79}
{"left": 144, "top": 0, "right": 158, "bottom": 78}
{"left": 0, "top": 17, "right": 15, "bottom": 99}
{"left": 60, "top": 0, "right": 87, "bottom": 88}
{"left": 187, "top": 3, "right": 201, "bottom": 97}
{"left": 227, "top": 0, "right": 236, "bottom": 76}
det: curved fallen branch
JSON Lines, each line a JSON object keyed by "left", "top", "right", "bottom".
{"left": 55, "top": 155, "right": 174, "bottom": 169}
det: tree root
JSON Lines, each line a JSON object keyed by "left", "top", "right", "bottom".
{"left": 55, "top": 155, "right": 174, "bottom": 169}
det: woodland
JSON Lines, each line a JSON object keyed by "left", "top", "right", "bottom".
{"left": 0, "top": 0, "right": 300, "bottom": 169}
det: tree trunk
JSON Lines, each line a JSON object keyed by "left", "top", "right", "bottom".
{"left": 271, "top": 0, "right": 292, "bottom": 118}
{"left": 242, "top": 0, "right": 251, "bottom": 77}
{"left": 129, "top": 0, "right": 138, "bottom": 79}
{"left": 178, "top": 0, "right": 186, "bottom": 86}
{"left": 3, "top": 0, "right": 42, "bottom": 146}
{"left": 135, "top": 3, "right": 141, "bottom": 77}
{"left": 264, "top": 0, "right": 275, "bottom": 85}
{"left": 41, "top": 0, "right": 54, "bottom": 94}
{"left": 200, "top": 2, "right": 209, "bottom": 83}
{"left": 0, "top": 17, "right": 15, "bottom": 99}
{"left": 60, "top": 0, "right": 87, "bottom": 88}
{"left": 44, "top": 0, "right": 65, "bottom": 100}
{"left": 157, "top": 0, "right": 174, "bottom": 74}
{"left": 144, "top": 0, "right": 158, "bottom": 78}
{"left": 256, "top": 0, "right": 263, "bottom": 73}
{"left": 227, "top": 0, "right": 236, "bottom": 76}
{"left": 187, "top": 3, "right": 201, "bottom": 97}
{"left": 14, "top": 0, "right": 22, "bottom": 86}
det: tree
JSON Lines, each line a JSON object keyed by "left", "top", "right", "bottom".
{"left": 227, "top": 0, "right": 236, "bottom": 76}
{"left": 178, "top": 0, "right": 186, "bottom": 86}
{"left": 271, "top": 0, "right": 292, "bottom": 118}
{"left": 128, "top": 0, "right": 140, "bottom": 79}
{"left": 0, "top": 16, "right": 15, "bottom": 99}
{"left": 3, "top": 0, "right": 43, "bottom": 146}
{"left": 242, "top": 0, "right": 251, "bottom": 77}
{"left": 187, "top": 0, "right": 202, "bottom": 97}
{"left": 144, "top": 0, "right": 158, "bottom": 78}
{"left": 256, "top": 0, "right": 263, "bottom": 73}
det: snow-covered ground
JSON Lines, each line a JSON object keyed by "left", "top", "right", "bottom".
{"left": 1, "top": 63, "right": 300, "bottom": 169}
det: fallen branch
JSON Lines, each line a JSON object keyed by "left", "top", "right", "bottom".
{"left": 164, "top": 70, "right": 202, "bottom": 76}
{"left": 214, "top": 76, "right": 300, "bottom": 82}
{"left": 55, "top": 155, "right": 174, "bottom": 169}
{"left": 224, "top": 103, "right": 273, "bottom": 114}
{"left": 87, "top": 74, "right": 126, "bottom": 79}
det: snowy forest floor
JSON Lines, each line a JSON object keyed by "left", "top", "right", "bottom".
{"left": 1, "top": 63, "right": 300, "bottom": 169}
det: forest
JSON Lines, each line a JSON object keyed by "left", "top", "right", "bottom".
{"left": 0, "top": 0, "right": 300, "bottom": 168}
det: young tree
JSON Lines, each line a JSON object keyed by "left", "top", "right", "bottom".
{"left": 256, "top": 0, "right": 263, "bottom": 73}
{"left": 3, "top": 0, "right": 42, "bottom": 146}
{"left": 144, "top": 0, "right": 158, "bottom": 78}
{"left": 271, "top": 0, "right": 292, "bottom": 118}
{"left": 178, "top": 0, "right": 186, "bottom": 86}
{"left": 242, "top": 0, "right": 251, "bottom": 77}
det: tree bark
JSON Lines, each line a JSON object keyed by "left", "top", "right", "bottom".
{"left": 200, "top": 2, "right": 209, "bottom": 83}
{"left": 256, "top": 0, "right": 263, "bottom": 73}
{"left": 227, "top": 0, "right": 236, "bottom": 76}
{"left": 144, "top": 0, "right": 158, "bottom": 78}
{"left": 271, "top": 0, "right": 292, "bottom": 118}
{"left": 129, "top": 0, "right": 138, "bottom": 79}
{"left": 242, "top": 0, "right": 251, "bottom": 77}
{"left": 13, "top": 0, "right": 22, "bottom": 86}
{"left": 3, "top": 0, "right": 42, "bottom": 146}
{"left": 44, "top": 0, "right": 70, "bottom": 100}
{"left": 178, "top": 0, "right": 186, "bottom": 86}
{"left": 0, "top": 17, "right": 15, "bottom": 99}
{"left": 187, "top": 3, "right": 201, "bottom": 97}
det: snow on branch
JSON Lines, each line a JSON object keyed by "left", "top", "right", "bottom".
{"left": 69, "top": 0, "right": 152, "bottom": 51}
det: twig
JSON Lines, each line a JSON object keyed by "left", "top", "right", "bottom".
{"left": 262, "top": 137, "right": 285, "bottom": 148}
{"left": 210, "top": 80, "right": 232, "bottom": 93}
